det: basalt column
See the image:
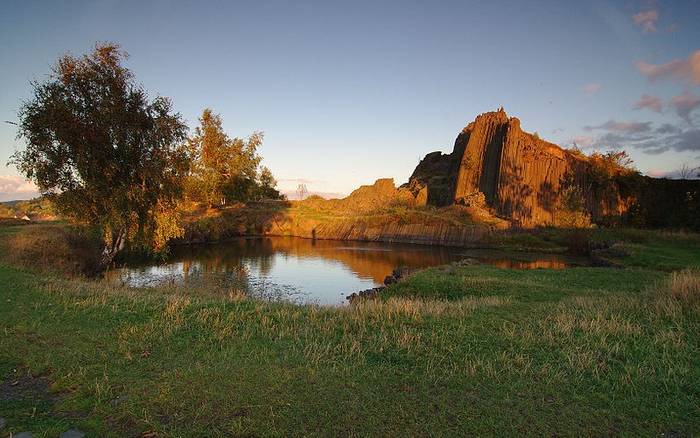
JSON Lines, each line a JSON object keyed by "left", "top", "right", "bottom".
{"left": 453, "top": 108, "right": 509, "bottom": 204}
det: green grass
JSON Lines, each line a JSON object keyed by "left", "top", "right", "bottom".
{"left": 1, "top": 226, "right": 699, "bottom": 436}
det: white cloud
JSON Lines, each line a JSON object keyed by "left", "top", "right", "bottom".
{"left": 0, "top": 175, "right": 39, "bottom": 202}
{"left": 632, "top": 9, "right": 658, "bottom": 33}
{"left": 636, "top": 49, "right": 700, "bottom": 86}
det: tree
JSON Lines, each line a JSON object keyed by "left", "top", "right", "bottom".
{"left": 11, "top": 43, "right": 190, "bottom": 265}
{"left": 588, "top": 150, "right": 636, "bottom": 182}
{"left": 186, "top": 109, "right": 282, "bottom": 205}
{"left": 677, "top": 163, "right": 699, "bottom": 179}
{"left": 257, "top": 166, "right": 282, "bottom": 200}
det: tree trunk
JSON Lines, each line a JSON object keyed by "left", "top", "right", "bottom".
{"left": 100, "top": 228, "right": 126, "bottom": 270}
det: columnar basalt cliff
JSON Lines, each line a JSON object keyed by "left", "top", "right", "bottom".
{"left": 404, "top": 108, "right": 641, "bottom": 227}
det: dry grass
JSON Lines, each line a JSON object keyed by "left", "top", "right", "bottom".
{"left": 345, "top": 295, "right": 509, "bottom": 320}
{"left": 660, "top": 269, "right": 700, "bottom": 304}
{"left": 0, "top": 224, "right": 103, "bottom": 277}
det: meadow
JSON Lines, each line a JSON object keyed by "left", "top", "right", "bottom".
{"left": 0, "top": 223, "right": 699, "bottom": 436}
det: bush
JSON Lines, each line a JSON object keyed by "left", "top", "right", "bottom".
{"left": 553, "top": 184, "right": 591, "bottom": 228}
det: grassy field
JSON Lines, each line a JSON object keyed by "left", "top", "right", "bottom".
{"left": 0, "top": 224, "right": 699, "bottom": 437}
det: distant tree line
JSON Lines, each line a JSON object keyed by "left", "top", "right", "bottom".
{"left": 10, "top": 43, "right": 283, "bottom": 265}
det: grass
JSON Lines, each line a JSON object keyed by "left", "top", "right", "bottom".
{"left": 0, "top": 222, "right": 103, "bottom": 277}
{"left": 180, "top": 198, "right": 500, "bottom": 244}
{"left": 0, "top": 224, "right": 699, "bottom": 436}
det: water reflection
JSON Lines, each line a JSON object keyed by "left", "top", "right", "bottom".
{"left": 107, "top": 237, "right": 581, "bottom": 305}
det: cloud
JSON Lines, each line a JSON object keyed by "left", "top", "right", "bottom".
{"left": 576, "top": 117, "right": 700, "bottom": 155}
{"left": 669, "top": 91, "right": 700, "bottom": 124}
{"left": 632, "top": 94, "right": 662, "bottom": 113}
{"left": 670, "top": 129, "right": 700, "bottom": 152}
{"left": 632, "top": 9, "right": 658, "bottom": 33}
{"left": 584, "top": 120, "right": 652, "bottom": 133}
{"left": 629, "top": 127, "right": 700, "bottom": 155}
{"left": 0, "top": 175, "right": 39, "bottom": 202}
{"left": 583, "top": 83, "right": 601, "bottom": 95}
{"left": 656, "top": 123, "right": 681, "bottom": 134}
{"left": 636, "top": 49, "right": 700, "bottom": 86}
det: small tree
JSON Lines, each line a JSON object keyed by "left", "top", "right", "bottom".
{"left": 11, "top": 43, "right": 190, "bottom": 265}
{"left": 257, "top": 166, "right": 282, "bottom": 200}
{"left": 588, "top": 150, "right": 636, "bottom": 183}
{"left": 678, "top": 163, "right": 699, "bottom": 179}
{"left": 186, "top": 109, "right": 283, "bottom": 205}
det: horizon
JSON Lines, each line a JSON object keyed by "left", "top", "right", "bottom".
{"left": 2, "top": 0, "right": 700, "bottom": 202}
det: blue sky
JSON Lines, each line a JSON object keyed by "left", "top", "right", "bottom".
{"left": 1, "top": 0, "right": 699, "bottom": 200}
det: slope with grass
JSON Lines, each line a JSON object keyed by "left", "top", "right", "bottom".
{"left": 181, "top": 179, "right": 508, "bottom": 246}
{"left": 0, "top": 225, "right": 699, "bottom": 436}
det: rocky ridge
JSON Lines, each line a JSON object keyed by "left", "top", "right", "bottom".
{"left": 403, "top": 108, "right": 633, "bottom": 227}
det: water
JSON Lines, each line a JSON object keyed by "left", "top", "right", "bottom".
{"left": 106, "top": 237, "right": 581, "bottom": 305}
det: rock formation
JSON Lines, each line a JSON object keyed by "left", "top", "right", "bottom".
{"left": 404, "top": 108, "right": 640, "bottom": 227}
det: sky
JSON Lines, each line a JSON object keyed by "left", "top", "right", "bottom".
{"left": 1, "top": 0, "right": 699, "bottom": 201}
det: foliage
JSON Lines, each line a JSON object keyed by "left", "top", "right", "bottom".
{"left": 566, "top": 144, "right": 587, "bottom": 159}
{"left": 623, "top": 177, "right": 700, "bottom": 231}
{"left": 10, "top": 43, "right": 190, "bottom": 259}
{"left": 552, "top": 185, "right": 591, "bottom": 228}
{"left": 1, "top": 197, "right": 57, "bottom": 220}
{"left": 186, "top": 109, "right": 282, "bottom": 206}
{"left": 588, "top": 150, "right": 636, "bottom": 184}
{"left": 0, "top": 203, "right": 13, "bottom": 218}
{"left": 257, "top": 166, "right": 282, "bottom": 200}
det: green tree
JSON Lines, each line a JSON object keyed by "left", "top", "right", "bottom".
{"left": 11, "top": 43, "right": 190, "bottom": 265}
{"left": 187, "top": 109, "right": 275, "bottom": 205}
{"left": 257, "top": 166, "right": 282, "bottom": 200}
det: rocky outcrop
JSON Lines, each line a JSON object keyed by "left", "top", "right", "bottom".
{"left": 404, "top": 108, "right": 642, "bottom": 227}
{"left": 265, "top": 217, "right": 489, "bottom": 246}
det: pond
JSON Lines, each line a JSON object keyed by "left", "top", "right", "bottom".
{"left": 106, "top": 237, "right": 584, "bottom": 305}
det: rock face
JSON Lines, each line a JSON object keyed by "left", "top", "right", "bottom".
{"left": 404, "top": 108, "right": 633, "bottom": 227}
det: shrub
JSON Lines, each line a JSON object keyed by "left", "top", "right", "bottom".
{"left": 552, "top": 181, "right": 591, "bottom": 228}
